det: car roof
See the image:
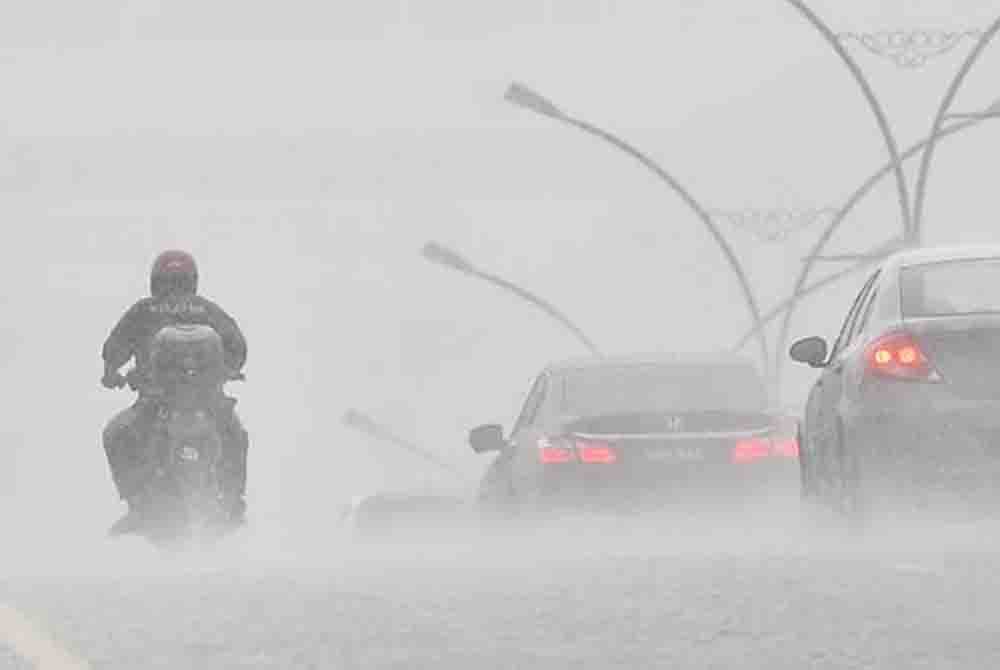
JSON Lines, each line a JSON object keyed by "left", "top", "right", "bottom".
{"left": 887, "top": 245, "right": 1000, "bottom": 269}
{"left": 543, "top": 352, "right": 758, "bottom": 375}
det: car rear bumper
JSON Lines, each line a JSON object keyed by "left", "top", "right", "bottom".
{"left": 535, "top": 458, "right": 799, "bottom": 508}
{"left": 854, "top": 378, "right": 1000, "bottom": 432}
{"left": 846, "top": 389, "right": 1000, "bottom": 499}
{"left": 849, "top": 385, "right": 1000, "bottom": 449}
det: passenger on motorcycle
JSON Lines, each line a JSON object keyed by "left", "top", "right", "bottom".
{"left": 101, "top": 250, "right": 249, "bottom": 532}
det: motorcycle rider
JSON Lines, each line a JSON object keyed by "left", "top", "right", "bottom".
{"left": 101, "top": 250, "right": 249, "bottom": 531}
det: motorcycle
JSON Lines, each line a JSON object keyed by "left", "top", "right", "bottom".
{"left": 109, "top": 323, "right": 246, "bottom": 547}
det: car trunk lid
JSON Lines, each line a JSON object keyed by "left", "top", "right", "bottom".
{"left": 906, "top": 315, "right": 1000, "bottom": 399}
{"left": 561, "top": 411, "right": 787, "bottom": 466}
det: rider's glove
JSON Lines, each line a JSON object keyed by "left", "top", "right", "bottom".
{"left": 101, "top": 369, "right": 127, "bottom": 389}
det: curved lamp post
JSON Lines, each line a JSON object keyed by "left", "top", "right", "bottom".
{"left": 422, "top": 241, "right": 601, "bottom": 357}
{"left": 342, "top": 408, "right": 468, "bottom": 482}
{"left": 733, "top": 236, "right": 905, "bottom": 351}
{"left": 944, "top": 101, "right": 1000, "bottom": 121}
{"left": 764, "top": 105, "right": 1000, "bottom": 385}
{"left": 786, "top": 0, "right": 912, "bottom": 238}
{"left": 912, "top": 16, "right": 1000, "bottom": 243}
{"left": 736, "top": 106, "right": 1000, "bottom": 388}
{"left": 504, "top": 81, "right": 770, "bottom": 375}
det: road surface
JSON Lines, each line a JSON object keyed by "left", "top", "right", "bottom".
{"left": 3, "top": 508, "right": 1000, "bottom": 669}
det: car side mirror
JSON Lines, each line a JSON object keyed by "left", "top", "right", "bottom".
{"left": 469, "top": 424, "right": 506, "bottom": 454}
{"left": 789, "top": 336, "right": 829, "bottom": 368}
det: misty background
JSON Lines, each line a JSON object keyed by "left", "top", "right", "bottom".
{"left": 2, "top": 0, "right": 999, "bottom": 536}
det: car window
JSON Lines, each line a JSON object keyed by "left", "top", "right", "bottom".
{"left": 830, "top": 271, "right": 879, "bottom": 358}
{"left": 900, "top": 259, "right": 1000, "bottom": 317}
{"left": 512, "top": 374, "right": 548, "bottom": 433}
{"left": 561, "top": 363, "right": 766, "bottom": 415}
{"left": 847, "top": 272, "right": 881, "bottom": 346}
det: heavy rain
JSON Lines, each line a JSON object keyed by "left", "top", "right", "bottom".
{"left": 3, "top": 1, "right": 1000, "bottom": 668}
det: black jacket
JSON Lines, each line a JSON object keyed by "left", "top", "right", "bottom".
{"left": 103, "top": 294, "right": 247, "bottom": 387}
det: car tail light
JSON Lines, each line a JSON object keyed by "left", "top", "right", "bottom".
{"left": 574, "top": 439, "right": 618, "bottom": 464}
{"left": 730, "top": 426, "right": 800, "bottom": 464}
{"left": 537, "top": 437, "right": 619, "bottom": 464}
{"left": 865, "top": 332, "right": 940, "bottom": 381}
{"left": 731, "top": 438, "right": 770, "bottom": 464}
{"left": 537, "top": 437, "right": 575, "bottom": 464}
{"left": 538, "top": 446, "right": 574, "bottom": 463}
{"left": 771, "top": 437, "right": 799, "bottom": 458}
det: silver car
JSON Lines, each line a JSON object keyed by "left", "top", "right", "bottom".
{"left": 791, "top": 245, "right": 1000, "bottom": 518}
{"left": 469, "top": 353, "right": 799, "bottom": 516}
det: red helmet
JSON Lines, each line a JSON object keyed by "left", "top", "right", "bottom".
{"left": 150, "top": 250, "right": 198, "bottom": 297}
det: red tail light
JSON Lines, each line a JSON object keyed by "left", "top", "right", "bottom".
{"left": 538, "top": 446, "right": 574, "bottom": 464}
{"left": 730, "top": 425, "right": 799, "bottom": 464}
{"left": 575, "top": 439, "right": 618, "bottom": 464}
{"left": 538, "top": 438, "right": 575, "bottom": 464}
{"left": 865, "top": 332, "right": 940, "bottom": 381}
{"left": 537, "top": 437, "right": 619, "bottom": 464}
{"left": 771, "top": 437, "right": 799, "bottom": 458}
{"left": 731, "top": 438, "right": 770, "bottom": 464}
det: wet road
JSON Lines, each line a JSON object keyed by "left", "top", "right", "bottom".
{"left": 3, "top": 512, "right": 1000, "bottom": 669}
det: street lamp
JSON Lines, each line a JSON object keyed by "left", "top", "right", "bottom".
{"left": 943, "top": 99, "right": 1000, "bottom": 121}
{"left": 505, "top": 81, "right": 771, "bottom": 378}
{"left": 786, "top": 0, "right": 912, "bottom": 238}
{"left": 943, "top": 111, "right": 1000, "bottom": 120}
{"left": 753, "top": 104, "right": 999, "bottom": 387}
{"left": 733, "top": 236, "right": 904, "bottom": 352}
{"left": 802, "top": 238, "right": 910, "bottom": 263}
{"left": 421, "top": 241, "right": 601, "bottom": 357}
{"left": 504, "top": 82, "right": 563, "bottom": 119}
{"left": 912, "top": 15, "right": 1000, "bottom": 243}
{"left": 752, "top": 8, "right": 1000, "bottom": 393}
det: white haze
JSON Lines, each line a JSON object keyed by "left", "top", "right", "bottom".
{"left": 2, "top": 1, "right": 1000, "bottom": 667}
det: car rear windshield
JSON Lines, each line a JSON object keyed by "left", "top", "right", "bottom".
{"left": 901, "top": 259, "right": 1000, "bottom": 317}
{"left": 560, "top": 364, "right": 766, "bottom": 416}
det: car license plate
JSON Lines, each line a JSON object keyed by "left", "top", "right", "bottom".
{"left": 645, "top": 446, "right": 704, "bottom": 463}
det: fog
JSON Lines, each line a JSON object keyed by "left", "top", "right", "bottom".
{"left": 3, "top": 1, "right": 1000, "bottom": 667}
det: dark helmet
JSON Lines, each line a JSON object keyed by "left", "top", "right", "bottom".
{"left": 150, "top": 250, "right": 198, "bottom": 297}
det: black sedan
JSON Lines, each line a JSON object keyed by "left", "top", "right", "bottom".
{"left": 468, "top": 353, "right": 799, "bottom": 516}
{"left": 790, "top": 245, "right": 1000, "bottom": 519}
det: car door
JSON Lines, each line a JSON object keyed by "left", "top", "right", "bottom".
{"left": 506, "top": 373, "right": 551, "bottom": 498}
{"left": 480, "top": 373, "right": 548, "bottom": 502}
{"left": 806, "top": 271, "right": 880, "bottom": 484}
{"left": 827, "top": 270, "right": 882, "bottom": 429}
{"left": 840, "top": 272, "right": 882, "bottom": 412}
